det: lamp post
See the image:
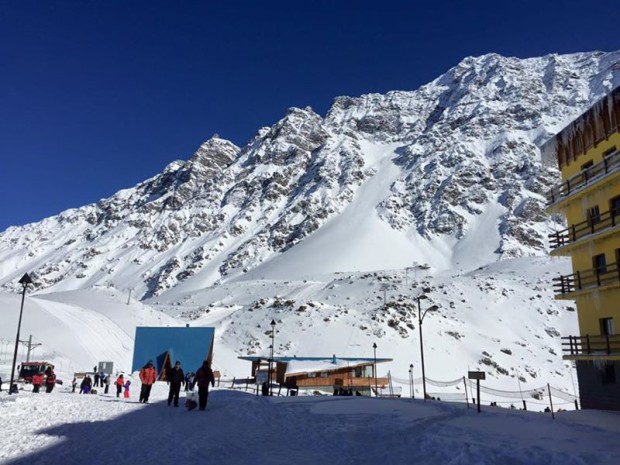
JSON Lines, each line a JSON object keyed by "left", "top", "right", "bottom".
{"left": 270, "top": 319, "right": 276, "bottom": 396}
{"left": 9, "top": 273, "right": 32, "bottom": 395}
{"left": 409, "top": 363, "right": 414, "bottom": 398}
{"left": 417, "top": 295, "right": 438, "bottom": 402}
{"left": 372, "top": 342, "right": 377, "bottom": 396}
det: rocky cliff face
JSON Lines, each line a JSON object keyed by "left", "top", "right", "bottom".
{"left": 2, "top": 51, "right": 620, "bottom": 299}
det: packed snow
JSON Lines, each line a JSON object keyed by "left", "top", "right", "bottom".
{"left": 1, "top": 382, "right": 619, "bottom": 465}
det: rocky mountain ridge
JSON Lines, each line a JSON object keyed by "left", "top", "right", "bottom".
{"left": 2, "top": 50, "right": 620, "bottom": 300}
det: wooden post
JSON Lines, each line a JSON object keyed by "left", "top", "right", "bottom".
{"left": 477, "top": 379, "right": 481, "bottom": 413}
{"left": 522, "top": 400, "right": 527, "bottom": 410}
{"left": 547, "top": 383, "right": 555, "bottom": 420}
{"left": 463, "top": 376, "right": 469, "bottom": 409}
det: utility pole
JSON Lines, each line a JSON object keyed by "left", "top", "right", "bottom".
{"left": 19, "top": 335, "right": 42, "bottom": 362}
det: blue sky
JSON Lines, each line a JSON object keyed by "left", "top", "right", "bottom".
{"left": 1, "top": 0, "right": 618, "bottom": 230}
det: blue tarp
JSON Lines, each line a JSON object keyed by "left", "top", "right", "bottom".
{"left": 132, "top": 326, "right": 215, "bottom": 375}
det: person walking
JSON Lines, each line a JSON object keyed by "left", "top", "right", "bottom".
{"left": 32, "top": 372, "right": 44, "bottom": 393}
{"left": 167, "top": 361, "right": 185, "bottom": 407}
{"left": 80, "top": 374, "right": 93, "bottom": 394}
{"left": 195, "top": 360, "right": 215, "bottom": 411}
{"left": 138, "top": 360, "right": 157, "bottom": 404}
{"left": 123, "top": 380, "right": 131, "bottom": 399}
{"left": 115, "top": 374, "right": 124, "bottom": 398}
{"left": 45, "top": 369, "right": 56, "bottom": 393}
{"left": 94, "top": 371, "right": 100, "bottom": 388}
{"left": 103, "top": 373, "right": 110, "bottom": 394}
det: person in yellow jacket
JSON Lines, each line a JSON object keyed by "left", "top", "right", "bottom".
{"left": 138, "top": 360, "right": 157, "bottom": 404}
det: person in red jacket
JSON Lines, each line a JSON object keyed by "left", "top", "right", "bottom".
{"left": 194, "top": 360, "right": 215, "bottom": 411}
{"left": 138, "top": 361, "right": 157, "bottom": 404}
{"left": 115, "top": 374, "right": 124, "bottom": 398}
{"left": 32, "top": 372, "right": 44, "bottom": 393}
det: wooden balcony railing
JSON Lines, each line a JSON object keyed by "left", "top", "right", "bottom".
{"left": 562, "top": 334, "right": 620, "bottom": 357}
{"left": 549, "top": 207, "right": 620, "bottom": 249}
{"left": 547, "top": 150, "right": 620, "bottom": 205}
{"left": 294, "top": 377, "right": 388, "bottom": 388}
{"left": 552, "top": 261, "right": 620, "bottom": 296}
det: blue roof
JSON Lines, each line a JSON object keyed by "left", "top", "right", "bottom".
{"left": 132, "top": 326, "right": 215, "bottom": 374}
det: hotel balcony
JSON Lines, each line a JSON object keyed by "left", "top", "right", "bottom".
{"left": 552, "top": 261, "right": 620, "bottom": 298}
{"left": 546, "top": 149, "right": 620, "bottom": 207}
{"left": 562, "top": 334, "right": 620, "bottom": 361}
{"left": 548, "top": 207, "right": 620, "bottom": 253}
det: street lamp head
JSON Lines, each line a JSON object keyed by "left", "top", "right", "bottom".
{"left": 427, "top": 305, "right": 439, "bottom": 312}
{"left": 410, "top": 363, "right": 413, "bottom": 368}
{"left": 373, "top": 342, "right": 377, "bottom": 349}
{"left": 417, "top": 294, "right": 428, "bottom": 301}
{"left": 18, "top": 273, "right": 33, "bottom": 286}
{"left": 270, "top": 319, "right": 276, "bottom": 327}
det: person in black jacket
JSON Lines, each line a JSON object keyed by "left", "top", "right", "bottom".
{"left": 166, "top": 361, "right": 185, "bottom": 407}
{"left": 195, "top": 360, "right": 215, "bottom": 411}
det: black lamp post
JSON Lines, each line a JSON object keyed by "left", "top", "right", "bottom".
{"left": 270, "top": 319, "right": 276, "bottom": 396}
{"left": 9, "top": 273, "right": 32, "bottom": 395}
{"left": 409, "top": 363, "right": 414, "bottom": 398}
{"left": 372, "top": 342, "right": 377, "bottom": 396}
{"left": 417, "top": 295, "right": 438, "bottom": 402}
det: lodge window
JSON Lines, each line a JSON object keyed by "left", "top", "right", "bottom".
{"left": 581, "top": 160, "right": 594, "bottom": 171}
{"left": 593, "top": 253, "right": 607, "bottom": 274}
{"left": 610, "top": 196, "right": 620, "bottom": 217}
{"left": 601, "top": 317, "right": 615, "bottom": 336}
{"left": 602, "top": 364, "right": 616, "bottom": 384}
{"left": 587, "top": 205, "right": 601, "bottom": 224}
{"left": 603, "top": 146, "right": 617, "bottom": 157}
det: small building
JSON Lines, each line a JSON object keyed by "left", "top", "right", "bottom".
{"left": 132, "top": 326, "right": 215, "bottom": 380}
{"left": 239, "top": 354, "right": 393, "bottom": 395}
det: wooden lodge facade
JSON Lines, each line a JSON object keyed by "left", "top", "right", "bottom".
{"left": 239, "top": 355, "right": 393, "bottom": 396}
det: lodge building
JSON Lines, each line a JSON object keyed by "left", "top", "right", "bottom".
{"left": 544, "top": 85, "right": 620, "bottom": 410}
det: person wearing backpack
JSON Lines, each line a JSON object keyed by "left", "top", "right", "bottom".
{"left": 45, "top": 370, "right": 56, "bottom": 393}
{"left": 194, "top": 360, "right": 215, "bottom": 411}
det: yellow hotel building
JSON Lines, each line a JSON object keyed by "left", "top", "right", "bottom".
{"left": 544, "top": 86, "right": 620, "bottom": 410}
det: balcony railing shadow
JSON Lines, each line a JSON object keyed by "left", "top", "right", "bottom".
{"left": 549, "top": 207, "right": 620, "bottom": 249}
{"left": 552, "top": 261, "right": 620, "bottom": 296}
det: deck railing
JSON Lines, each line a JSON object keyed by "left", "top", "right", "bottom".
{"left": 547, "top": 150, "right": 620, "bottom": 205}
{"left": 549, "top": 207, "right": 620, "bottom": 249}
{"left": 552, "top": 261, "right": 620, "bottom": 296}
{"left": 562, "top": 334, "right": 620, "bottom": 356}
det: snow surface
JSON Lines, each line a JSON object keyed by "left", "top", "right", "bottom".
{"left": 1, "top": 383, "right": 619, "bottom": 465}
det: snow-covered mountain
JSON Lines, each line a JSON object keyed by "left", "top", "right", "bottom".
{"left": 3, "top": 51, "right": 620, "bottom": 298}
{"left": 1, "top": 51, "right": 620, "bottom": 396}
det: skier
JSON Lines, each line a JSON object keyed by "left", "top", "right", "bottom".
{"left": 94, "top": 371, "right": 100, "bottom": 388}
{"left": 166, "top": 361, "right": 185, "bottom": 407}
{"left": 123, "top": 380, "right": 131, "bottom": 399}
{"left": 138, "top": 360, "right": 157, "bottom": 403}
{"left": 194, "top": 360, "right": 215, "bottom": 411}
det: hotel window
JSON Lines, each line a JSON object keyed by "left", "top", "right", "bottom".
{"left": 587, "top": 205, "right": 601, "bottom": 225}
{"left": 610, "top": 196, "right": 620, "bottom": 218}
{"left": 601, "top": 317, "right": 615, "bottom": 336}
{"left": 593, "top": 253, "right": 607, "bottom": 274}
